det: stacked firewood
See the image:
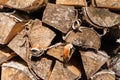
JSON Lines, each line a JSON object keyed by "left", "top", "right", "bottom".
{"left": 0, "top": 0, "right": 120, "bottom": 80}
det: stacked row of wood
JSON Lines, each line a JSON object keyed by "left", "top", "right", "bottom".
{"left": 0, "top": 0, "right": 120, "bottom": 80}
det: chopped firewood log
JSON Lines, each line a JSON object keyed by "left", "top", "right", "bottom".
{"left": 83, "top": 7, "right": 120, "bottom": 29}
{"left": 108, "top": 54, "right": 120, "bottom": 77}
{"left": 30, "top": 57, "right": 53, "bottom": 80}
{"left": 8, "top": 19, "right": 56, "bottom": 60}
{"left": 0, "top": 12, "right": 26, "bottom": 44}
{"left": 56, "top": 0, "right": 87, "bottom": 7}
{"left": 80, "top": 50, "right": 109, "bottom": 79}
{"left": 92, "top": 0, "right": 120, "bottom": 10}
{"left": 64, "top": 27, "right": 101, "bottom": 50}
{"left": 1, "top": 61, "right": 36, "bottom": 80}
{"left": 0, "top": 0, "right": 49, "bottom": 12}
{"left": 47, "top": 44, "right": 75, "bottom": 62}
{"left": 0, "top": 45, "right": 15, "bottom": 65}
{"left": 48, "top": 61, "right": 80, "bottom": 80}
{"left": 91, "top": 70, "right": 115, "bottom": 80}
{"left": 42, "top": 3, "right": 75, "bottom": 33}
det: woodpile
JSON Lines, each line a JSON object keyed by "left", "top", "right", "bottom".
{"left": 0, "top": 0, "right": 120, "bottom": 80}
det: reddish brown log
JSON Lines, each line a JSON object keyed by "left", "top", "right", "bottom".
{"left": 8, "top": 19, "right": 56, "bottom": 61}
{"left": 0, "top": 13, "right": 26, "bottom": 44}
{"left": 0, "top": 0, "right": 49, "bottom": 12}
{"left": 56, "top": 0, "right": 87, "bottom": 6}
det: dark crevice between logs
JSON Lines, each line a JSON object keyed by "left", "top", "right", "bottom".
{"left": 30, "top": 7, "right": 46, "bottom": 20}
{"left": 72, "top": 50, "right": 87, "bottom": 80}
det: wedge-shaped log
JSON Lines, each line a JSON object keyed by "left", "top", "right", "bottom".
{"left": 30, "top": 57, "right": 53, "bottom": 80}
{"left": 49, "top": 61, "right": 80, "bottom": 80}
{"left": 56, "top": 0, "right": 87, "bottom": 6}
{"left": 92, "top": 0, "right": 120, "bottom": 10}
{"left": 8, "top": 19, "right": 56, "bottom": 61}
{"left": 0, "top": 13, "right": 26, "bottom": 44}
{"left": 64, "top": 27, "right": 101, "bottom": 50}
{"left": 42, "top": 3, "right": 75, "bottom": 33}
{"left": 1, "top": 61, "right": 36, "bottom": 80}
{"left": 80, "top": 51, "right": 109, "bottom": 79}
{"left": 0, "top": 45, "right": 15, "bottom": 65}
{"left": 83, "top": 7, "right": 120, "bottom": 28}
{"left": 91, "top": 70, "right": 115, "bottom": 80}
{"left": 0, "top": 0, "right": 48, "bottom": 12}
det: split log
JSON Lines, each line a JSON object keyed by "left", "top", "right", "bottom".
{"left": 92, "top": 0, "right": 120, "bottom": 10}
{"left": 56, "top": 0, "right": 87, "bottom": 7}
{"left": 47, "top": 45, "right": 82, "bottom": 78}
{"left": 48, "top": 61, "right": 80, "bottom": 80}
{"left": 42, "top": 3, "right": 75, "bottom": 33}
{"left": 30, "top": 57, "right": 53, "bottom": 80}
{"left": 91, "top": 70, "right": 115, "bottom": 80}
{"left": 8, "top": 19, "right": 56, "bottom": 61}
{"left": 83, "top": 7, "right": 120, "bottom": 29}
{"left": 1, "top": 61, "right": 36, "bottom": 80}
{"left": 108, "top": 54, "right": 120, "bottom": 77}
{"left": 0, "top": 0, "right": 49, "bottom": 12}
{"left": 64, "top": 27, "right": 101, "bottom": 50}
{"left": 80, "top": 50, "right": 109, "bottom": 79}
{"left": 47, "top": 45, "right": 64, "bottom": 61}
{"left": 0, "top": 12, "right": 26, "bottom": 44}
{"left": 0, "top": 45, "right": 15, "bottom": 65}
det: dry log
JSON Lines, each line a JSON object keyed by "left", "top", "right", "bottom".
{"left": 64, "top": 27, "right": 101, "bottom": 50}
{"left": 0, "top": 0, "right": 49, "bottom": 12}
{"left": 80, "top": 50, "right": 109, "bottom": 79}
{"left": 56, "top": 0, "right": 87, "bottom": 7}
{"left": 47, "top": 45, "right": 64, "bottom": 61}
{"left": 1, "top": 61, "right": 36, "bottom": 80}
{"left": 91, "top": 70, "right": 115, "bottom": 80}
{"left": 108, "top": 54, "right": 120, "bottom": 77}
{"left": 0, "top": 13, "right": 26, "bottom": 44}
{"left": 48, "top": 61, "right": 80, "bottom": 80}
{"left": 8, "top": 19, "right": 56, "bottom": 60}
{"left": 42, "top": 3, "right": 75, "bottom": 33}
{"left": 30, "top": 57, "right": 53, "bottom": 80}
{"left": 83, "top": 7, "right": 120, "bottom": 29}
{"left": 92, "top": 0, "right": 120, "bottom": 10}
{"left": 0, "top": 45, "right": 15, "bottom": 65}
{"left": 47, "top": 45, "right": 82, "bottom": 78}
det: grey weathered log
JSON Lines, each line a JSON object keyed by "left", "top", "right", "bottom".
{"left": 42, "top": 3, "right": 75, "bottom": 33}
{"left": 92, "top": 0, "right": 120, "bottom": 10}
{"left": 0, "top": 0, "right": 49, "bottom": 12}
{"left": 108, "top": 54, "right": 120, "bottom": 77}
{"left": 56, "top": 0, "right": 87, "bottom": 6}
{"left": 8, "top": 19, "right": 56, "bottom": 61}
{"left": 49, "top": 61, "right": 80, "bottom": 80}
{"left": 91, "top": 70, "right": 115, "bottom": 80}
{"left": 83, "top": 7, "right": 120, "bottom": 29}
{"left": 0, "top": 12, "right": 26, "bottom": 44}
{"left": 64, "top": 27, "right": 101, "bottom": 50}
{"left": 1, "top": 61, "right": 36, "bottom": 80}
{"left": 80, "top": 50, "right": 109, "bottom": 79}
